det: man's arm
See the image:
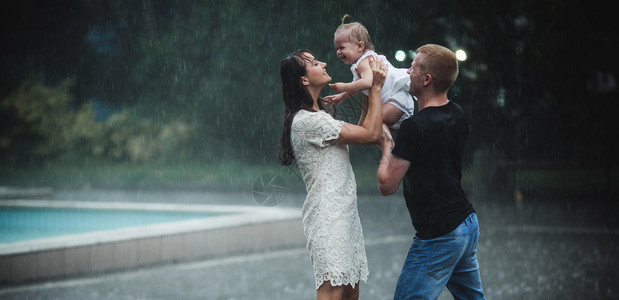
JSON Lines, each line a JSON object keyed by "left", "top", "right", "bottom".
{"left": 377, "top": 127, "right": 410, "bottom": 195}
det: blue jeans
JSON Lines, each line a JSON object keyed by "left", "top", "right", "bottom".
{"left": 394, "top": 213, "right": 485, "bottom": 300}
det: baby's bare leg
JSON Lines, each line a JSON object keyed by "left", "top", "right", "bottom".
{"left": 382, "top": 103, "right": 404, "bottom": 128}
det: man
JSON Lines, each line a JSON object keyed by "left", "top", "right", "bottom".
{"left": 377, "top": 44, "right": 485, "bottom": 300}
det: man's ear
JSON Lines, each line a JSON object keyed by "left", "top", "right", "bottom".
{"left": 423, "top": 74, "right": 432, "bottom": 86}
{"left": 300, "top": 76, "right": 310, "bottom": 86}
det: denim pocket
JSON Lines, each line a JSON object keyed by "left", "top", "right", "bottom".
{"left": 428, "top": 241, "right": 463, "bottom": 280}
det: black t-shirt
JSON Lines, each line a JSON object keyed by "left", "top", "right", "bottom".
{"left": 392, "top": 101, "right": 474, "bottom": 239}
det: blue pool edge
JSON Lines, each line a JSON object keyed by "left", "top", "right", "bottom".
{"left": 0, "top": 200, "right": 304, "bottom": 284}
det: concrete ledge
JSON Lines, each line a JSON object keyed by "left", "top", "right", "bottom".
{"left": 0, "top": 187, "right": 54, "bottom": 200}
{"left": 0, "top": 200, "right": 304, "bottom": 284}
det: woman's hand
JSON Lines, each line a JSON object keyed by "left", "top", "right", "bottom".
{"left": 369, "top": 56, "right": 387, "bottom": 88}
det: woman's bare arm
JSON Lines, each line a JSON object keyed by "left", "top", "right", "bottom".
{"left": 338, "top": 57, "right": 386, "bottom": 145}
{"left": 358, "top": 94, "right": 368, "bottom": 126}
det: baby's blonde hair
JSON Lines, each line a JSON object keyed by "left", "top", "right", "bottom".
{"left": 334, "top": 14, "right": 375, "bottom": 51}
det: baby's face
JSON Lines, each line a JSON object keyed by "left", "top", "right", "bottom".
{"left": 334, "top": 34, "right": 363, "bottom": 65}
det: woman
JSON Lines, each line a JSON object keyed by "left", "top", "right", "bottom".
{"left": 278, "top": 49, "right": 387, "bottom": 300}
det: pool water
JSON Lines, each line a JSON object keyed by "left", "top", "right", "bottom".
{"left": 0, "top": 207, "right": 224, "bottom": 243}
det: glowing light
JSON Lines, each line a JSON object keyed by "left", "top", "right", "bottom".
{"left": 395, "top": 50, "right": 406, "bottom": 62}
{"left": 455, "top": 49, "right": 467, "bottom": 61}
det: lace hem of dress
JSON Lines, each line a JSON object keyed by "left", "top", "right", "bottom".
{"left": 315, "top": 270, "right": 368, "bottom": 290}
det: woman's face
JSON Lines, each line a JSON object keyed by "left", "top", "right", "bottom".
{"left": 301, "top": 52, "right": 331, "bottom": 88}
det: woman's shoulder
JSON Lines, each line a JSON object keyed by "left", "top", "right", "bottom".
{"left": 293, "top": 109, "right": 317, "bottom": 124}
{"left": 292, "top": 109, "right": 343, "bottom": 147}
{"left": 293, "top": 109, "right": 315, "bottom": 121}
{"left": 295, "top": 109, "right": 333, "bottom": 117}
{"left": 293, "top": 110, "right": 340, "bottom": 129}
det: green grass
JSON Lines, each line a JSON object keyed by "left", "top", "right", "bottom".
{"left": 0, "top": 158, "right": 393, "bottom": 194}
{"left": 1, "top": 159, "right": 614, "bottom": 198}
{"left": 0, "top": 160, "right": 299, "bottom": 191}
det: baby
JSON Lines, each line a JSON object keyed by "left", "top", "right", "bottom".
{"left": 324, "top": 15, "right": 415, "bottom": 130}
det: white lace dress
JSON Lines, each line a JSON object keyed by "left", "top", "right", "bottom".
{"left": 291, "top": 109, "right": 369, "bottom": 290}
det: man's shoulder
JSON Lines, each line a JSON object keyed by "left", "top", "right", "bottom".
{"left": 398, "top": 116, "right": 417, "bottom": 130}
{"left": 448, "top": 100, "right": 465, "bottom": 112}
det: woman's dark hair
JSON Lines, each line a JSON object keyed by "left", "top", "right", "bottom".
{"left": 278, "top": 49, "right": 327, "bottom": 165}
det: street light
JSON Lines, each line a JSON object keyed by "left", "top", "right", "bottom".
{"left": 455, "top": 49, "right": 467, "bottom": 62}
{"left": 395, "top": 50, "right": 406, "bottom": 62}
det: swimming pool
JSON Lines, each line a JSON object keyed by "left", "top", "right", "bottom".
{"left": 0, "top": 199, "right": 303, "bottom": 284}
{"left": 0, "top": 206, "right": 224, "bottom": 243}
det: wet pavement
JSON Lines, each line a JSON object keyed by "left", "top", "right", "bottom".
{"left": 1, "top": 188, "right": 618, "bottom": 299}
